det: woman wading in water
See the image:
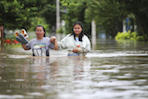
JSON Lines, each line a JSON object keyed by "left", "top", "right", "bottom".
{"left": 59, "top": 22, "right": 91, "bottom": 56}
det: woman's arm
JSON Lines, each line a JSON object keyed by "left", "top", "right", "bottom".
{"left": 53, "top": 39, "right": 58, "bottom": 50}
{"left": 58, "top": 34, "right": 72, "bottom": 49}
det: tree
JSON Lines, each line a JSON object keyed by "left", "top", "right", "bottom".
{"left": 0, "top": 0, "right": 39, "bottom": 29}
{"left": 0, "top": 0, "right": 56, "bottom": 32}
{"left": 61, "top": 0, "right": 91, "bottom": 36}
{"left": 118, "top": 0, "right": 148, "bottom": 40}
{"left": 85, "top": 0, "right": 127, "bottom": 38}
{"left": 61, "top": 0, "right": 127, "bottom": 38}
{"left": 40, "top": 0, "right": 56, "bottom": 32}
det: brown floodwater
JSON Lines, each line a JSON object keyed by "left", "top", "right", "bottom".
{"left": 0, "top": 40, "right": 148, "bottom": 99}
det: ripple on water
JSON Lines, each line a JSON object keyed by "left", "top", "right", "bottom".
{"left": 7, "top": 55, "right": 30, "bottom": 59}
{"left": 0, "top": 95, "right": 24, "bottom": 99}
{"left": 86, "top": 51, "right": 148, "bottom": 58}
{"left": 1, "top": 46, "right": 148, "bottom": 99}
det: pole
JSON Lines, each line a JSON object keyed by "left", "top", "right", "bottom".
{"left": 123, "top": 20, "right": 126, "bottom": 33}
{"left": 91, "top": 20, "right": 96, "bottom": 50}
{"left": 56, "top": 0, "right": 60, "bottom": 32}
{"left": 0, "top": 25, "right": 4, "bottom": 50}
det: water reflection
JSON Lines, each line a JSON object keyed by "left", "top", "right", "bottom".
{"left": 46, "top": 56, "right": 91, "bottom": 99}
{"left": 0, "top": 54, "right": 92, "bottom": 98}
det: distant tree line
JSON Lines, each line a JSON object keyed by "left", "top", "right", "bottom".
{"left": 1, "top": 0, "right": 148, "bottom": 39}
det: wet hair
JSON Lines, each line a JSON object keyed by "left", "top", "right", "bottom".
{"left": 71, "top": 21, "right": 84, "bottom": 42}
{"left": 35, "top": 25, "right": 46, "bottom": 37}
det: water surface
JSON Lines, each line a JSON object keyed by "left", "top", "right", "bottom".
{"left": 0, "top": 40, "right": 148, "bottom": 99}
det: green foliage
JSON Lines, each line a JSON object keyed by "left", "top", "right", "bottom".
{"left": 30, "top": 17, "right": 49, "bottom": 32}
{"left": 61, "top": 0, "right": 127, "bottom": 37}
{"left": 61, "top": 0, "right": 148, "bottom": 39}
{"left": 115, "top": 31, "right": 144, "bottom": 41}
{"left": 5, "top": 33, "right": 16, "bottom": 40}
{"left": 0, "top": 0, "right": 37, "bottom": 29}
{"left": 0, "top": 0, "right": 56, "bottom": 31}
{"left": 86, "top": 0, "right": 126, "bottom": 37}
{"left": 61, "top": 0, "right": 90, "bottom": 34}
{"left": 1, "top": 0, "right": 148, "bottom": 40}
{"left": 40, "top": 0, "right": 56, "bottom": 31}
{"left": 117, "top": 0, "right": 148, "bottom": 39}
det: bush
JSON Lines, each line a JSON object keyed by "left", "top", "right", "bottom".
{"left": 115, "top": 31, "right": 144, "bottom": 41}
{"left": 4, "top": 33, "right": 20, "bottom": 45}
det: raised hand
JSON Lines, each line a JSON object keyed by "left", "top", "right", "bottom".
{"left": 15, "top": 29, "right": 29, "bottom": 44}
{"left": 50, "top": 36, "right": 58, "bottom": 50}
{"left": 50, "top": 36, "right": 57, "bottom": 44}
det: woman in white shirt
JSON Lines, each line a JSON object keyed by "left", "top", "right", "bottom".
{"left": 59, "top": 22, "right": 91, "bottom": 56}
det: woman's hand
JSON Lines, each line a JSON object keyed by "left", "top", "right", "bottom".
{"left": 50, "top": 36, "right": 56, "bottom": 44}
{"left": 72, "top": 48, "right": 80, "bottom": 53}
{"left": 50, "top": 36, "right": 58, "bottom": 50}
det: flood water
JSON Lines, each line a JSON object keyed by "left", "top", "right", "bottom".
{"left": 0, "top": 40, "right": 148, "bottom": 99}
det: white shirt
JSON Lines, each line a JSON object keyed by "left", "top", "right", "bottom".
{"left": 27, "top": 37, "right": 54, "bottom": 56}
{"left": 58, "top": 34, "right": 91, "bottom": 53}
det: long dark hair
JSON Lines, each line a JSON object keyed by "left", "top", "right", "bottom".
{"left": 35, "top": 25, "right": 46, "bottom": 37}
{"left": 71, "top": 22, "right": 84, "bottom": 42}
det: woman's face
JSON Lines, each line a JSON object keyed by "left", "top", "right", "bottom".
{"left": 35, "top": 27, "right": 44, "bottom": 39}
{"left": 73, "top": 24, "right": 82, "bottom": 35}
